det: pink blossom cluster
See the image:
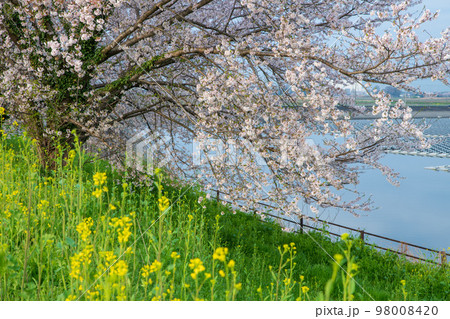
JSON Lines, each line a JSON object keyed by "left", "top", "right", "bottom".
{"left": 0, "top": 0, "right": 448, "bottom": 218}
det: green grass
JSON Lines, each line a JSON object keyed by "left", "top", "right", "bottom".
{"left": 0, "top": 129, "right": 449, "bottom": 301}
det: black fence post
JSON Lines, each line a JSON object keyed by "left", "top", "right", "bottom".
{"left": 441, "top": 251, "right": 447, "bottom": 267}
{"left": 219, "top": 194, "right": 444, "bottom": 266}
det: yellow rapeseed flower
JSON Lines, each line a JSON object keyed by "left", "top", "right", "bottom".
{"left": 158, "top": 196, "right": 170, "bottom": 212}
{"left": 87, "top": 290, "right": 100, "bottom": 301}
{"left": 0, "top": 107, "right": 4, "bottom": 115}
{"left": 117, "top": 286, "right": 126, "bottom": 301}
{"left": 170, "top": 252, "right": 180, "bottom": 259}
{"left": 110, "top": 216, "right": 133, "bottom": 244}
{"left": 302, "top": 286, "right": 310, "bottom": 294}
{"left": 141, "top": 265, "right": 151, "bottom": 278}
{"left": 213, "top": 247, "right": 228, "bottom": 262}
{"left": 76, "top": 218, "right": 94, "bottom": 242}
{"left": 118, "top": 227, "right": 132, "bottom": 244}
{"left": 219, "top": 270, "right": 225, "bottom": 277}
{"left": 227, "top": 259, "right": 235, "bottom": 269}
{"left": 92, "top": 188, "right": 103, "bottom": 198}
{"left": 334, "top": 254, "right": 344, "bottom": 263}
{"left": 102, "top": 251, "right": 116, "bottom": 263}
{"left": 40, "top": 200, "right": 49, "bottom": 207}
{"left": 341, "top": 233, "right": 349, "bottom": 241}
{"left": 68, "top": 149, "right": 76, "bottom": 160}
{"left": 93, "top": 172, "right": 107, "bottom": 186}
{"left": 234, "top": 283, "right": 242, "bottom": 290}
{"left": 113, "top": 260, "right": 128, "bottom": 277}
{"left": 110, "top": 216, "right": 130, "bottom": 228}
{"left": 400, "top": 280, "right": 406, "bottom": 286}
{"left": 189, "top": 258, "right": 205, "bottom": 274}
{"left": 189, "top": 258, "right": 206, "bottom": 280}
{"left": 149, "top": 260, "right": 162, "bottom": 273}
{"left": 69, "top": 245, "right": 94, "bottom": 281}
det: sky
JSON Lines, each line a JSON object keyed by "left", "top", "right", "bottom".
{"left": 420, "top": 0, "right": 450, "bottom": 38}
{"left": 411, "top": 0, "right": 450, "bottom": 91}
{"left": 343, "top": 0, "right": 449, "bottom": 93}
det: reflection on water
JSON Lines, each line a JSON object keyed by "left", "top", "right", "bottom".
{"left": 313, "top": 118, "right": 450, "bottom": 253}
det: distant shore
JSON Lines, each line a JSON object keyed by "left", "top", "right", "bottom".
{"left": 350, "top": 105, "right": 450, "bottom": 119}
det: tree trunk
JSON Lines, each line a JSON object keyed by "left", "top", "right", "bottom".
{"left": 24, "top": 110, "right": 86, "bottom": 170}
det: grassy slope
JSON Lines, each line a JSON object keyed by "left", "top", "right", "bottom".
{"left": 0, "top": 132, "right": 448, "bottom": 301}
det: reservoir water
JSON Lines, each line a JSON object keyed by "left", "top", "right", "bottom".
{"left": 304, "top": 118, "right": 450, "bottom": 256}
{"left": 181, "top": 116, "right": 450, "bottom": 257}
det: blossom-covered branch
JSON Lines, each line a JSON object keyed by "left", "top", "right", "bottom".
{"left": 0, "top": 0, "right": 448, "bottom": 217}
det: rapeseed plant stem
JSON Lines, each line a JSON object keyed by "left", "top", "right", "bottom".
{"left": 1, "top": 131, "right": 448, "bottom": 301}
{"left": 340, "top": 234, "right": 358, "bottom": 301}
{"left": 21, "top": 142, "right": 35, "bottom": 297}
{"left": 210, "top": 215, "right": 221, "bottom": 301}
{"left": 401, "top": 280, "right": 408, "bottom": 301}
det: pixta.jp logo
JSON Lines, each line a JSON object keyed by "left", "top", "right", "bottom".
{"left": 126, "top": 130, "right": 172, "bottom": 173}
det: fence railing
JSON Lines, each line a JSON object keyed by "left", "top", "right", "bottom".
{"left": 212, "top": 190, "right": 449, "bottom": 266}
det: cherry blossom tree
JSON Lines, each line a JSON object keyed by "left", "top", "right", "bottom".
{"left": 0, "top": 0, "right": 448, "bottom": 216}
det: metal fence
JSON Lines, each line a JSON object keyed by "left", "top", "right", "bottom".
{"left": 213, "top": 190, "right": 449, "bottom": 267}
